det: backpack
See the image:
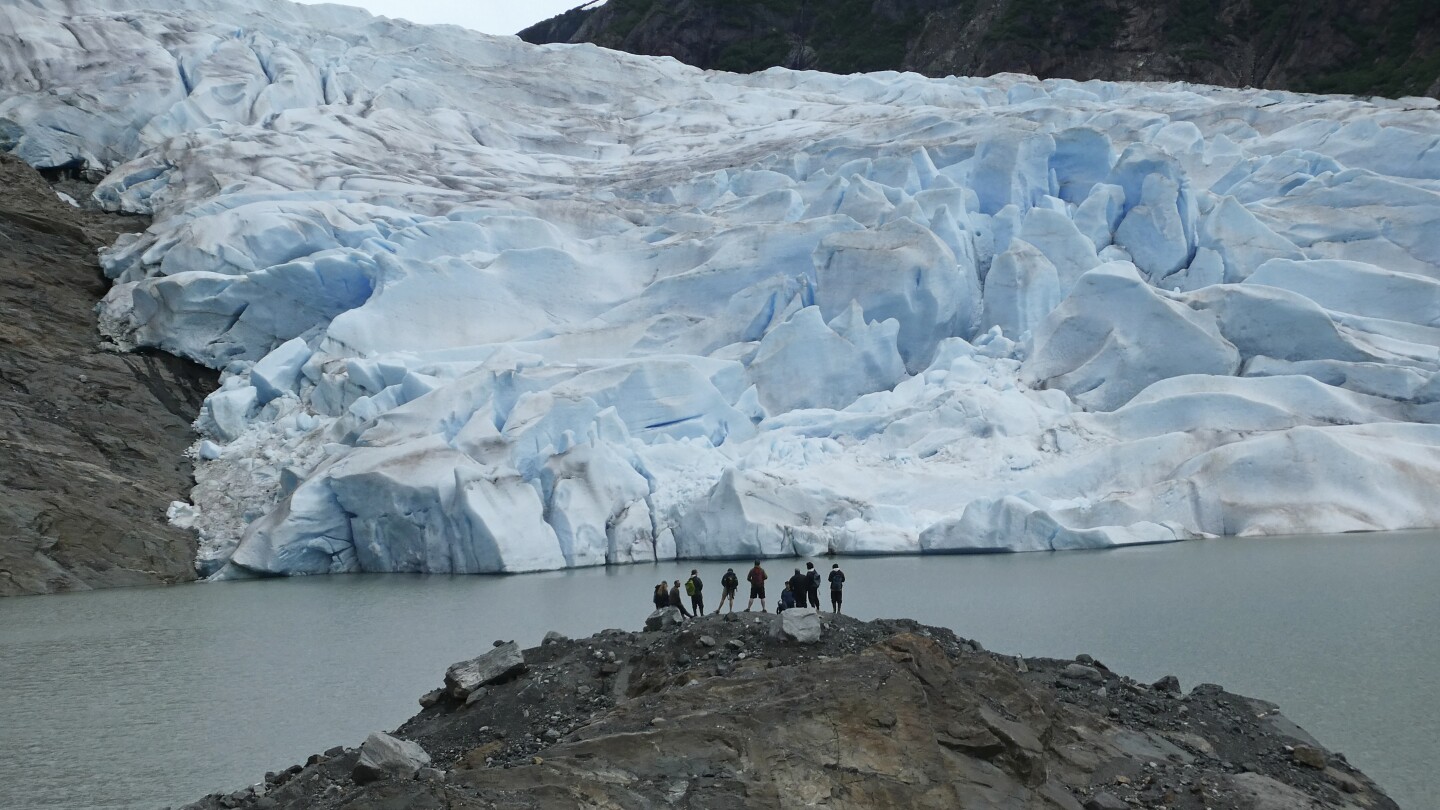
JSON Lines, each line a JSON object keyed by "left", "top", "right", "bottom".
{"left": 684, "top": 578, "right": 696, "bottom": 596}
{"left": 808, "top": 569, "right": 821, "bottom": 588}
{"left": 722, "top": 571, "right": 738, "bottom": 589}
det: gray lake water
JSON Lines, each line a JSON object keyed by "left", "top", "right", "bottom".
{"left": 1, "top": 531, "right": 1437, "bottom": 810}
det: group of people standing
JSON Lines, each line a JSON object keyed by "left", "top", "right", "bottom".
{"left": 652, "top": 560, "right": 847, "bottom": 618}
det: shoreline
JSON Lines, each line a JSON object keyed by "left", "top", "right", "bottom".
{"left": 180, "top": 611, "right": 1397, "bottom": 810}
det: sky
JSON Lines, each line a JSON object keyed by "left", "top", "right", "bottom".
{"left": 295, "top": 0, "right": 589, "bottom": 36}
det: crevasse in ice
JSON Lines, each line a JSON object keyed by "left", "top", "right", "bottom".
{"left": 3, "top": 0, "right": 1438, "bottom": 576}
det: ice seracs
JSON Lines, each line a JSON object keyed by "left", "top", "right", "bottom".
{"left": 3, "top": 0, "right": 1439, "bottom": 578}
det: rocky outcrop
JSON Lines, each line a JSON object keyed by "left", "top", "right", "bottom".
{"left": 644, "top": 606, "right": 684, "bottom": 631}
{"left": 182, "top": 614, "right": 1398, "bottom": 810}
{"left": 521, "top": 0, "right": 1440, "bottom": 100}
{"left": 351, "top": 733, "right": 431, "bottom": 785}
{"left": 444, "top": 642, "right": 527, "bottom": 699}
{"left": 0, "top": 153, "right": 215, "bottom": 596}
{"left": 774, "top": 607, "right": 823, "bottom": 642}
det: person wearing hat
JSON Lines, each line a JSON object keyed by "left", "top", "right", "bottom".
{"left": 685, "top": 569, "right": 705, "bottom": 615}
{"left": 828, "top": 563, "right": 846, "bottom": 614}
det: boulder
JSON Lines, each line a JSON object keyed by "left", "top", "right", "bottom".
{"left": 542, "top": 630, "right": 569, "bottom": 645}
{"left": 1062, "top": 663, "right": 1104, "bottom": 683}
{"left": 352, "top": 732, "right": 431, "bottom": 784}
{"left": 1152, "top": 674, "right": 1181, "bottom": 694}
{"left": 645, "top": 607, "right": 683, "bottom": 631}
{"left": 1292, "top": 745, "right": 1327, "bottom": 769}
{"left": 444, "top": 642, "right": 526, "bottom": 699}
{"left": 774, "top": 609, "right": 822, "bottom": 643}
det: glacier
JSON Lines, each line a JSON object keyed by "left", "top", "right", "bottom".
{"left": 3, "top": 0, "right": 1439, "bottom": 577}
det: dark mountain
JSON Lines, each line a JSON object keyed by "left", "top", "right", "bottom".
{"left": 0, "top": 154, "right": 214, "bottom": 596}
{"left": 521, "top": 0, "right": 1440, "bottom": 99}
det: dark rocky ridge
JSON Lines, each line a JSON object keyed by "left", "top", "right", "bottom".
{"left": 183, "top": 613, "right": 1397, "bottom": 810}
{"left": 0, "top": 153, "right": 215, "bottom": 596}
{"left": 522, "top": 0, "right": 1440, "bottom": 100}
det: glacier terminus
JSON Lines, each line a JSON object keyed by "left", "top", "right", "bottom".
{"left": 3, "top": 0, "right": 1438, "bottom": 578}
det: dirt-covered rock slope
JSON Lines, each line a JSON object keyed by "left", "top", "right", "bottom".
{"left": 183, "top": 612, "right": 1397, "bottom": 810}
{"left": 0, "top": 154, "right": 215, "bottom": 596}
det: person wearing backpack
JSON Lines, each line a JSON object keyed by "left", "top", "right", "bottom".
{"left": 686, "top": 569, "right": 705, "bottom": 615}
{"left": 828, "top": 563, "right": 846, "bottom": 614}
{"left": 653, "top": 581, "right": 669, "bottom": 611}
{"left": 804, "top": 561, "right": 822, "bottom": 612}
{"left": 744, "top": 561, "right": 768, "bottom": 612}
{"left": 715, "top": 567, "right": 739, "bottom": 614}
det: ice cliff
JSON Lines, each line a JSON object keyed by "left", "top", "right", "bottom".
{"left": 3, "top": 0, "right": 1438, "bottom": 577}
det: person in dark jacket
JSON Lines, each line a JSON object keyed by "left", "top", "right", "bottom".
{"left": 653, "top": 581, "right": 669, "bottom": 610}
{"left": 667, "top": 579, "right": 692, "bottom": 618}
{"left": 828, "top": 564, "right": 846, "bottom": 614}
{"left": 744, "top": 561, "right": 768, "bottom": 612}
{"left": 804, "top": 561, "right": 822, "bottom": 611}
{"left": 788, "top": 568, "right": 807, "bottom": 607}
{"left": 686, "top": 569, "right": 705, "bottom": 615}
{"left": 715, "top": 567, "right": 739, "bottom": 614}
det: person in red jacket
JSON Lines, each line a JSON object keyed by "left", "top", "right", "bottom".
{"left": 744, "top": 560, "right": 768, "bottom": 612}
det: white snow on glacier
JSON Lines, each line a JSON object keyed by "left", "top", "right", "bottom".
{"left": 4, "top": 0, "right": 1440, "bottom": 576}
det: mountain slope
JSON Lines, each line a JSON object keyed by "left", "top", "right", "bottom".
{"left": 522, "top": 0, "right": 1440, "bottom": 99}
{"left": 0, "top": 154, "right": 214, "bottom": 596}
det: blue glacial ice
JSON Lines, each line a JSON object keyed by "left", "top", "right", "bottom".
{"left": 4, "top": 0, "right": 1440, "bottom": 577}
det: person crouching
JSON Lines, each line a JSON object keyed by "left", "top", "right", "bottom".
{"left": 778, "top": 583, "right": 797, "bottom": 612}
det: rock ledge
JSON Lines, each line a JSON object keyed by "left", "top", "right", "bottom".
{"left": 183, "top": 613, "right": 1398, "bottom": 810}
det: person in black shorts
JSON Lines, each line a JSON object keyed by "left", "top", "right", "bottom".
{"left": 744, "top": 560, "right": 768, "bottom": 612}
{"left": 828, "top": 563, "right": 846, "bottom": 614}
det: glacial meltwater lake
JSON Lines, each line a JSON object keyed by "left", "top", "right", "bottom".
{"left": 2, "top": 531, "right": 1437, "bottom": 810}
